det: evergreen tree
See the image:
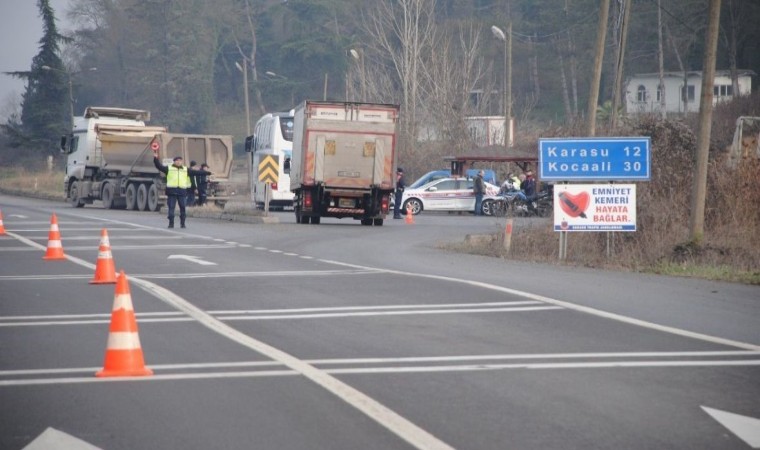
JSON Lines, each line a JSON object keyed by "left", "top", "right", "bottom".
{"left": 4, "top": 0, "right": 69, "bottom": 153}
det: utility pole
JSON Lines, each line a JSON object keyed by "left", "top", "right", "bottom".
{"left": 586, "top": 0, "right": 610, "bottom": 136}
{"left": 610, "top": 0, "right": 631, "bottom": 129}
{"left": 689, "top": 0, "right": 722, "bottom": 243}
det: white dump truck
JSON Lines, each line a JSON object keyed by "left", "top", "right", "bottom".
{"left": 290, "top": 101, "right": 400, "bottom": 225}
{"left": 61, "top": 107, "right": 233, "bottom": 210}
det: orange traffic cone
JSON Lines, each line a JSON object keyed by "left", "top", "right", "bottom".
{"left": 405, "top": 205, "right": 415, "bottom": 224}
{"left": 0, "top": 209, "right": 6, "bottom": 235}
{"left": 90, "top": 229, "right": 117, "bottom": 284}
{"left": 96, "top": 271, "right": 153, "bottom": 377}
{"left": 42, "top": 213, "right": 66, "bottom": 260}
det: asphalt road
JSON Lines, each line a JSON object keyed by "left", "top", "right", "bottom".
{"left": 1, "top": 194, "right": 759, "bottom": 450}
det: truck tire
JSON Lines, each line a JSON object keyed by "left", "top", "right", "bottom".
{"left": 125, "top": 184, "right": 137, "bottom": 210}
{"left": 101, "top": 183, "right": 115, "bottom": 209}
{"left": 373, "top": 218, "right": 384, "bottom": 226}
{"left": 361, "top": 219, "right": 372, "bottom": 226}
{"left": 136, "top": 184, "right": 149, "bottom": 211}
{"left": 300, "top": 215, "right": 310, "bottom": 224}
{"left": 147, "top": 184, "right": 161, "bottom": 211}
{"left": 69, "top": 181, "right": 85, "bottom": 208}
{"left": 311, "top": 216, "right": 320, "bottom": 225}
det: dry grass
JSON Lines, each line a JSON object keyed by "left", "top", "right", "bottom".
{"left": 0, "top": 168, "right": 65, "bottom": 198}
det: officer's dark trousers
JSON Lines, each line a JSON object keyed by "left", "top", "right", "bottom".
{"left": 166, "top": 188, "right": 187, "bottom": 224}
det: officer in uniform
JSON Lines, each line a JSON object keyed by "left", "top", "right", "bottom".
{"left": 153, "top": 152, "right": 209, "bottom": 228}
{"left": 393, "top": 167, "right": 406, "bottom": 219}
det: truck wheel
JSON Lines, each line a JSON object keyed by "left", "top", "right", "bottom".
{"left": 136, "top": 184, "right": 149, "bottom": 211}
{"left": 361, "top": 219, "right": 372, "bottom": 226}
{"left": 147, "top": 184, "right": 161, "bottom": 211}
{"left": 373, "top": 218, "right": 384, "bottom": 226}
{"left": 311, "top": 216, "right": 320, "bottom": 225}
{"left": 301, "top": 215, "right": 311, "bottom": 224}
{"left": 125, "top": 184, "right": 137, "bottom": 210}
{"left": 294, "top": 208, "right": 302, "bottom": 223}
{"left": 69, "top": 182, "right": 85, "bottom": 208}
{"left": 101, "top": 183, "right": 115, "bottom": 209}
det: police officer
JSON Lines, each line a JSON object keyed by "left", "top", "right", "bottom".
{"left": 393, "top": 167, "right": 406, "bottom": 219}
{"left": 153, "top": 152, "right": 209, "bottom": 228}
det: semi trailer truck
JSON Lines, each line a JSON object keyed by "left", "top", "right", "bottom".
{"left": 61, "top": 107, "right": 233, "bottom": 210}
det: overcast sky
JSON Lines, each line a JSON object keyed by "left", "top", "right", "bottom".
{"left": 1, "top": 0, "right": 72, "bottom": 120}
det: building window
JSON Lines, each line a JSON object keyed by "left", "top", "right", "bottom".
{"left": 681, "top": 85, "right": 695, "bottom": 102}
{"left": 637, "top": 85, "right": 647, "bottom": 102}
{"left": 713, "top": 84, "right": 734, "bottom": 97}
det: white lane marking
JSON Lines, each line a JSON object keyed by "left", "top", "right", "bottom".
{"left": 0, "top": 304, "right": 558, "bottom": 327}
{"left": 130, "top": 274, "right": 455, "bottom": 449}
{"left": 24, "top": 235, "right": 184, "bottom": 240}
{"left": 4, "top": 359, "right": 760, "bottom": 387}
{"left": 299, "top": 256, "right": 314, "bottom": 260}
{"left": 4, "top": 229, "right": 455, "bottom": 450}
{"left": 701, "top": 406, "right": 760, "bottom": 448}
{"left": 0, "top": 244, "right": 235, "bottom": 251}
{"left": 0, "top": 301, "right": 539, "bottom": 320}
{"left": 22, "top": 427, "right": 102, "bottom": 450}
{"left": 167, "top": 254, "right": 218, "bottom": 266}
{"left": 6, "top": 227, "right": 150, "bottom": 232}
{"left": 317, "top": 259, "right": 760, "bottom": 352}
{"left": 254, "top": 247, "right": 267, "bottom": 250}
{"left": 283, "top": 253, "right": 298, "bottom": 256}
{"left": 0, "top": 269, "right": 379, "bottom": 281}
{"left": 210, "top": 301, "right": 544, "bottom": 315}
{"left": 4, "top": 351, "right": 759, "bottom": 377}
{"left": 213, "top": 238, "right": 226, "bottom": 242}
{"left": 8, "top": 215, "right": 28, "bottom": 219}
{"left": 239, "top": 244, "right": 251, "bottom": 248}
{"left": 220, "top": 306, "right": 562, "bottom": 321}
{"left": 268, "top": 249, "right": 283, "bottom": 253}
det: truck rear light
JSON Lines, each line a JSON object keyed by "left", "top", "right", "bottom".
{"left": 381, "top": 195, "right": 389, "bottom": 212}
{"left": 271, "top": 182, "right": 278, "bottom": 190}
{"left": 304, "top": 191, "right": 312, "bottom": 209}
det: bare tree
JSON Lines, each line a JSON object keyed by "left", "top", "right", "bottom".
{"left": 364, "top": 0, "right": 437, "bottom": 151}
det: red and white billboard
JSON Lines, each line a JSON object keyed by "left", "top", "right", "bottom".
{"left": 553, "top": 184, "right": 636, "bottom": 231}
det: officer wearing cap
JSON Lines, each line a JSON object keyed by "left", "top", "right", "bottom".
{"left": 393, "top": 167, "right": 406, "bottom": 219}
{"left": 153, "top": 152, "right": 210, "bottom": 228}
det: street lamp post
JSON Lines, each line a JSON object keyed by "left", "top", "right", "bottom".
{"left": 235, "top": 59, "right": 253, "bottom": 203}
{"left": 41, "top": 65, "right": 97, "bottom": 128}
{"left": 491, "top": 24, "right": 512, "bottom": 148}
{"left": 235, "top": 60, "right": 251, "bottom": 137}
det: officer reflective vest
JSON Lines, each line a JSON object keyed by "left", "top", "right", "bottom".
{"left": 166, "top": 165, "right": 191, "bottom": 189}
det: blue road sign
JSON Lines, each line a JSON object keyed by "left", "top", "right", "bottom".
{"left": 539, "top": 137, "right": 650, "bottom": 181}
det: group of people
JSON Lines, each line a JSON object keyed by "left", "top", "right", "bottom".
{"left": 153, "top": 150, "right": 212, "bottom": 228}
{"left": 473, "top": 168, "right": 536, "bottom": 215}
{"left": 499, "top": 169, "right": 536, "bottom": 204}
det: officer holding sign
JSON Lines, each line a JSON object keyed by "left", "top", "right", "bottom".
{"left": 153, "top": 149, "right": 211, "bottom": 228}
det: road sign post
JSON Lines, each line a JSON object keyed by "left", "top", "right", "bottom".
{"left": 539, "top": 137, "right": 650, "bottom": 261}
{"left": 258, "top": 155, "right": 279, "bottom": 215}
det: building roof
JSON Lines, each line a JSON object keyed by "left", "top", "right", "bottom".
{"left": 628, "top": 70, "right": 756, "bottom": 80}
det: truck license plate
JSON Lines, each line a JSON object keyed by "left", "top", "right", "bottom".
{"left": 339, "top": 198, "right": 355, "bottom": 208}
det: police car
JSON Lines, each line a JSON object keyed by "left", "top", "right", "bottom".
{"left": 398, "top": 177, "right": 501, "bottom": 215}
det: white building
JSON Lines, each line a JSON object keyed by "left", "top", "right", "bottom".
{"left": 625, "top": 70, "right": 755, "bottom": 115}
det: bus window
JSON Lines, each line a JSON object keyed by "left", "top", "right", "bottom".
{"left": 280, "top": 117, "right": 294, "bottom": 142}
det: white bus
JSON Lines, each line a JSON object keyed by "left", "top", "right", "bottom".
{"left": 245, "top": 111, "right": 295, "bottom": 210}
